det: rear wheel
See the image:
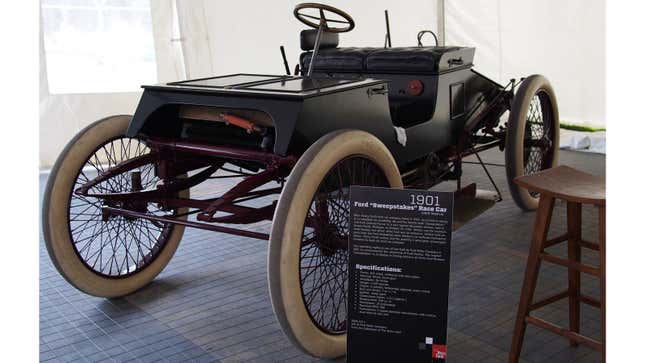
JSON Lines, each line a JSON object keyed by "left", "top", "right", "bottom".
{"left": 268, "top": 130, "right": 402, "bottom": 358}
{"left": 42, "top": 115, "right": 188, "bottom": 297}
{"left": 505, "top": 75, "right": 559, "bottom": 210}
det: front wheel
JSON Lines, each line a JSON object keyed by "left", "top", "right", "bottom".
{"left": 268, "top": 130, "right": 402, "bottom": 358}
{"left": 42, "top": 115, "right": 189, "bottom": 297}
{"left": 505, "top": 75, "right": 560, "bottom": 210}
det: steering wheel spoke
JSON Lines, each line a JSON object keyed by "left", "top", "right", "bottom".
{"left": 294, "top": 3, "right": 355, "bottom": 33}
{"left": 299, "top": 13, "right": 349, "bottom": 24}
{"left": 323, "top": 18, "right": 350, "bottom": 25}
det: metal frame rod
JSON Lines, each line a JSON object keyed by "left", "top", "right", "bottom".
{"left": 447, "top": 139, "right": 503, "bottom": 162}
{"left": 103, "top": 207, "right": 270, "bottom": 240}
{"left": 384, "top": 10, "right": 392, "bottom": 47}
{"left": 437, "top": 0, "right": 446, "bottom": 46}
{"left": 307, "top": 22, "right": 326, "bottom": 77}
{"left": 280, "top": 46, "right": 291, "bottom": 75}
{"left": 147, "top": 138, "right": 297, "bottom": 167}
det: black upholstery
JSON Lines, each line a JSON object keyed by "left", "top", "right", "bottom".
{"left": 299, "top": 29, "right": 339, "bottom": 51}
{"left": 300, "top": 47, "right": 377, "bottom": 72}
{"left": 300, "top": 46, "right": 475, "bottom": 74}
{"left": 366, "top": 47, "right": 470, "bottom": 73}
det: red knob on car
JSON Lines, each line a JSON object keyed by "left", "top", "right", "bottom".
{"left": 407, "top": 79, "right": 424, "bottom": 96}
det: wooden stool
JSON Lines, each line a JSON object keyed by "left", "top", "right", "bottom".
{"left": 508, "top": 166, "right": 605, "bottom": 362}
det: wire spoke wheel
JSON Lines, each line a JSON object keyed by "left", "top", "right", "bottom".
{"left": 523, "top": 92, "right": 556, "bottom": 197}
{"left": 69, "top": 137, "right": 175, "bottom": 278}
{"left": 268, "top": 130, "right": 402, "bottom": 358}
{"left": 505, "top": 75, "right": 559, "bottom": 210}
{"left": 524, "top": 93, "right": 554, "bottom": 172}
{"left": 299, "top": 157, "right": 388, "bottom": 334}
{"left": 43, "top": 115, "right": 188, "bottom": 297}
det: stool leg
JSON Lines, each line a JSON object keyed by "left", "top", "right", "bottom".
{"left": 598, "top": 205, "right": 606, "bottom": 362}
{"left": 509, "top": 196, "right": 555, "bottom": 363}
{"left": 567, "top": 202, "right": 582, "bottom": 346}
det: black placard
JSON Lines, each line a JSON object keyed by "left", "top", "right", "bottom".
{"left": 348, "top": 186, "right": 453, "bottom": 362}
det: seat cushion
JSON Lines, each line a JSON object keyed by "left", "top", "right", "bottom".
{"left": 300, "top": 46, "right": 475, "bottom": 74}
{"left": 300, "top": 47, "right": 378, "bottom": 72}
{"left": 300, "top": 29, "right": 339, "bottom": 51}
{"left": 365, "top": 46, "right": 465, "bottom": 73}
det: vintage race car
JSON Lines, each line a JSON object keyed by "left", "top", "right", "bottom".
{"left": 42, "top": 3, "right": 558, "bottom": 359}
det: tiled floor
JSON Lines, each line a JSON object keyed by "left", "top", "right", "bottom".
{"left": 40, "top": 148, "right": 605, "bottom": 362}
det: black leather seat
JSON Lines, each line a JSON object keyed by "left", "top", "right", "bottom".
{"left": 366, "top": 47, "right": 468, "bottom": 73}
{"left": 300, "top": 46, "right": 475, "bottom": 74}
{"left": 300, "top": 47, "right": 378, "bottom": 72}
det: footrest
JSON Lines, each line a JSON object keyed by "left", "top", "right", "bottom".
{"left": 525, "top": 316, "right": 603, "bottom": 352}
{"left": 453, "top": 190, "right": 497, "bottom": 231}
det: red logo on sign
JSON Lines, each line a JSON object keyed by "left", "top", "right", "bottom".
{"left": 432, "top": 344, "right": 447, "bottom": 359}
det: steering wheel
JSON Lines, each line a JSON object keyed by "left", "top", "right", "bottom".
{"left": 294, "top": 3, "right": 355, "bottom": 33}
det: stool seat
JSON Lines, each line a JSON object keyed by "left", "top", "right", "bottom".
{"left": 514, "top": 165, "right": 605, "bottom": 205}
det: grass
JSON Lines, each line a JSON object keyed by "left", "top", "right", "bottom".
{"left": 560, "top": 122, "right": 606, "bottom": 132}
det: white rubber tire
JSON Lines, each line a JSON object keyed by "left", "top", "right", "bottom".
{"left": 42, "top": 115, "right": 188, "bottom": 298}
{"left": 505, "top": 75, "right": 560, "bottom": 211}
{"left": 267, "top": 130, "right": 402, "bottom": 359}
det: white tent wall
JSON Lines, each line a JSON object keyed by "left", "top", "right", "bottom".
{"left": 39, "top": 36, "right": 142, "bottom": 169}
{"left": 444, "top": 0, "right": 606, "bottom": 127}
{"left": 152, "top": 0, "right": 186, "bottom": 83}
{"left": 178, "top": 0, "right": 437, "bottom": 78}
{"left": 39, "top": 0, "right": 183, "bottom": 169}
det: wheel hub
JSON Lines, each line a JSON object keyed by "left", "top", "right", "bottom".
{"left": 312, "top": 218, "right": 346, "bottom": 255}
{"left": 100, "top": 170, "right": 148, "bottom": 221}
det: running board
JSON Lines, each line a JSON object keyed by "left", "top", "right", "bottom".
{"left": 453, "top": 189, "right": 497, "bottom": 231}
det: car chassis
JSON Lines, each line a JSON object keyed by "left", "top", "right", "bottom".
{"left": 78, "top": 76, "right": 515, "bottom": 241}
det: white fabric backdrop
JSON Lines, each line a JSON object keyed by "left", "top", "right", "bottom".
{"left": 444, "top": 0, "right": 606, "bottom": 127}
{"left": 39, "top": 19, "right": 141, "bottom": 168}
{"left": 175, "top": 0, "right": 438, "bottom": 78}
{"left": 39, "top": 0, "right": 605, "bottom": 168}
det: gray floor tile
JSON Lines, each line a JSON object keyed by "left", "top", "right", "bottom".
{"left": 40, "top": 149, "right": 605, "bottom": 362}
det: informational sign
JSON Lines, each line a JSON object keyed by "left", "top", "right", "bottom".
{"left": 347, "top": 186, "right": 453, "bottom": 362}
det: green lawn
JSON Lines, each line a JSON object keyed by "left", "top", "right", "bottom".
{"left": 560, "top": 122, "right": 606, "bottom": 132}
